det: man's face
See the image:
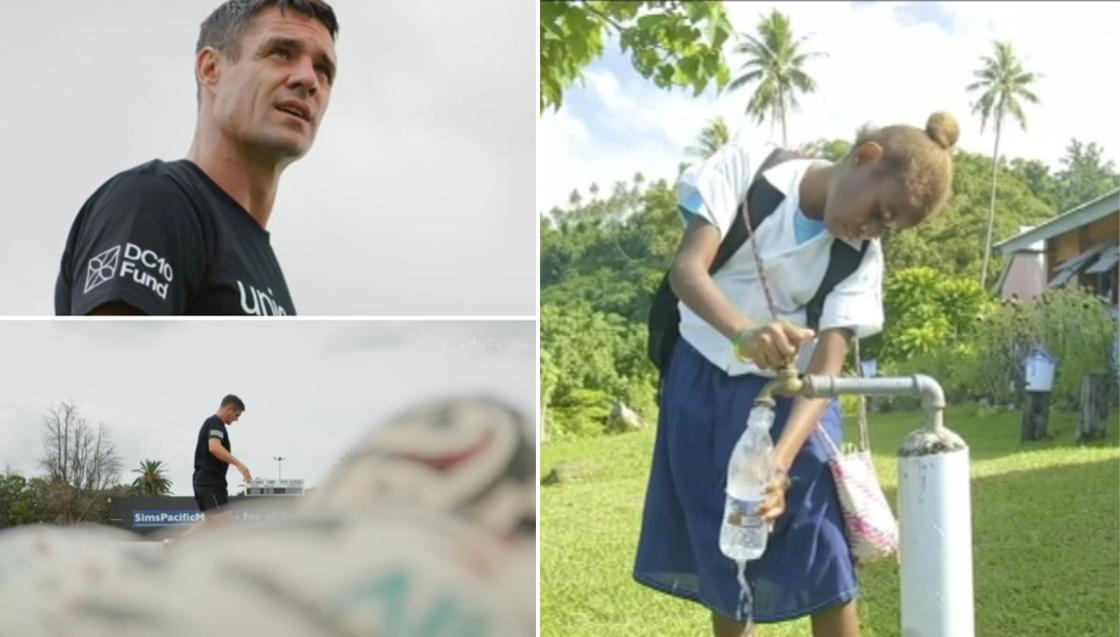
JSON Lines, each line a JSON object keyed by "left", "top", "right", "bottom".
{"left": 208, "top": 6, "right": 337, "bottom": 162}
{"left": 221, "top": 406, "right": 243, "bottom": 425}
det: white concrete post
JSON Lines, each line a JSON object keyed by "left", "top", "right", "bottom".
{"left": 799, "top": 374, "right": 975, "bottom": 637}
{"left": 898, "top": 428, "right": 974, "bottom": 637}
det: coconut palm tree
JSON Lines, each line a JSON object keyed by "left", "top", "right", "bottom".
{"left": 686, "top": 117, "right": 730, "bottom": 161}
{"left": 968, "top": 40, "right": 1041, "bottom": 288}
{"left": 728, "top": 9, "right": 824, "bottom": 146}
{"left": 130, "top": 459, "right": 172, "bottom": 496}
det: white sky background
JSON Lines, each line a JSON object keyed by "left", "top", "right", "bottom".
{"left": 0, "top": 0, "right": 535, "bottom": 316}
{"left": 0, "top": 320, "right": 535, "bottom": 496}
{"left": 538, "top": 1, "right": 1120, "bottom": 213}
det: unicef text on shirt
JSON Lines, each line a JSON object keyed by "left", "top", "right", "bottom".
{"left": 237, "top": 281, "right": 289, "bottom": 316}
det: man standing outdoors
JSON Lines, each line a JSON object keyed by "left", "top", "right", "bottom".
{"left": 55, "top": 0, "right": 339, "bottom": 315}
{"left": 192, "top": 394, "right": 252, "bottom": 527}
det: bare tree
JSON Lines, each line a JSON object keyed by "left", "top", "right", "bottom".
{"left": 38, "top": 401, "right": 122, "bottom": 523}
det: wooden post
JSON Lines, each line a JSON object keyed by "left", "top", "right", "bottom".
{"left": 1078, "top": 374, "right": 1111, "bottom": 442}
{"left": 1021, "top": 391, "right": 1050, "bottom": 441}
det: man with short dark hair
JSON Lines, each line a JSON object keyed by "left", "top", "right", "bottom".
{"left": 191, "top": 394, "right": 252, "bottom": 527}
{"left": 55, "top": 0, "right": 339, "bottom": 315}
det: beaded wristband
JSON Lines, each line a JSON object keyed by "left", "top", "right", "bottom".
{"left": 732, "top": 328, "right": 754, "bottom": 363}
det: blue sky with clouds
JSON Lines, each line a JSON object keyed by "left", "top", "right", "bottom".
{"left": 539, "top": 1, "right": 1120, "bottom": 213}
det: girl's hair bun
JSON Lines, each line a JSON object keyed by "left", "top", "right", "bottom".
{"left": 926, "top": 111, "right": 959, "bottom": 149}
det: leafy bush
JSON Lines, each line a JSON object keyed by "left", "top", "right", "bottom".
{"left": 882, "top": 283, "right": 1116, "bottom": 408}
{"left": 547, "top": 387, "right": 613, "bottom": 439}
{"left": 969, "top": 287, "right": 1118, "bottom": 407}
{"left": 541, "top": 302, "right": 658, "bottom": 439}
{"left": 892, "top": 341, "right": 984, "bottom": 405}
{"left": 865, "top": 267, "right": 995, "bottom": 365}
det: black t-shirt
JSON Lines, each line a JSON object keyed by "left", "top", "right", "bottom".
{"left": 55, "top": 159, "right": 296, "bottom": 316}
{"left": 193, "top": 415, "right": 231, "bottom": 488}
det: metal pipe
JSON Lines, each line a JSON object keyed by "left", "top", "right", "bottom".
{"left": 754, "top": 365, "right": 973, "bottom": 636}
{"left": 800, "top": 373, "right": 946, "bottom": 430}
{"left": 758, "top": 367, "right": 948, "bottom": 432}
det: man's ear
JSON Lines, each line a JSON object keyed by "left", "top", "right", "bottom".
{"left": 196, "top": 47, "right": 222, "bottom": 98}
{"left": 854, "top": 141, "right": 884, "bottom": 166}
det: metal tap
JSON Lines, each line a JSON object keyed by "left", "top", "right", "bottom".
{"left": 755, "top": 365, "right": 805, "bottom": 407}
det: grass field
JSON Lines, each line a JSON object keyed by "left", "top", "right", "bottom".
{"left": 541, "top": 404, "right": 1120, "bottom": 636}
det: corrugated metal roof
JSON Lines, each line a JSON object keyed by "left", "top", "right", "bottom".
{"left": 994, "top": 189, "right": 1120, "bottom": 255}
{"left": 1086, "top": 246, "right": 1120, "bottom": 274}
{"left": 1047, "top": 240, "right": 1118, "bottom": 287}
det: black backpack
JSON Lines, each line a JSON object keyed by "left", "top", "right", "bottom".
{"left": 646, "top": 148, "right": 870, "bottom": 377}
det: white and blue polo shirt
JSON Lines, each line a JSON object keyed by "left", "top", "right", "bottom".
{"left": 675, "top": 139, "right": 885, "bottom": 377}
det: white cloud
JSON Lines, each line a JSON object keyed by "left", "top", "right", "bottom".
{"left": 539, "top": 1, "right": 1120, "bottom": 212}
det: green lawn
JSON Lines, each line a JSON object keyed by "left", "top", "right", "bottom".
{"left": 541, "top": 404, "right": 1120, "bottom": 636}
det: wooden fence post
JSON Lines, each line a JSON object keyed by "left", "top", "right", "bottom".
{"left": 1021, "top": 391, "right": 1050, "bottom": 441}
{"left": 1078, "top": 373, "right": 1111, "bottom": 442}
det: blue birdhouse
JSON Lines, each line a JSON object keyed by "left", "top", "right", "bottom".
{"left": 860, "top": 358, "right": 878, "bottom": 378}
{"left": 1023, "top": 346, "right": 1057, "bottom": 393}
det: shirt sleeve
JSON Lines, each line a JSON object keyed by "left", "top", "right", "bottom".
{"left": 62, "top": 171, "right": 205, "bottom": 315}
{"left": 676, "top": 138, "right": 769, "bottom": 238}
{"left": 818, "top": 240, "right": 885, "bottom": 339}
{"left": 208, "top": 427, "right": 225, "bottom": 441}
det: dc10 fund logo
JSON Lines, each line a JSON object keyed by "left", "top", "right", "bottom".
{"left": 84, "top": 243, "right": 173, "bottom": 299}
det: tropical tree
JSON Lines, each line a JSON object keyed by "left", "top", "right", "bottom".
{"left": 728, "top": 9, "right": 824, "bottom": 146}
{"left": 0, "top": 472, "right": 44, "bottom": 527}
{"left": 803, "top": 138, "right": 852, "bottom": 162}
{"left": 967, "top": 40, "right": 1041, "bottom": 289}
{"left": 685, "top": 116, "right": 730, "bottom": 160}
{"left": 540, "top": 1, "right": 734, "bottom": 112}
{"left": 130, "top": 459, "right": 173, "bottom": 496}
{"left": 1054, "top": 139, "right": 1120, "bottom": 212}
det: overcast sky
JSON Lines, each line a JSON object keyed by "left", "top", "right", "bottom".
{"left": 0, "top": 320, "right": 534, "bottom": 496}
{"left": 539, "top": 1, "right": 1120, "bottom": 212}
{"left": 0, "top": 0, "right": 535, "bottom": 316}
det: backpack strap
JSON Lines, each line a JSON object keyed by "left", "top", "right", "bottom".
{"left": 804, "top": 238, "right": 871, "bottom": 331}
{"left": 647, "top": 147, "right": 802, "bottom": 376}
{"left": 709, "top": 147, "right": 802, "bottom": 274}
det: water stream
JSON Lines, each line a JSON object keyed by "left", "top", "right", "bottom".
{"left": 729, "top": 403, "right": 776, "bottom": 625}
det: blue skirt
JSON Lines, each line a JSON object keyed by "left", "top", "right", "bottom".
{"left": 633, "top": 339, "right": 858, "bottom": 622}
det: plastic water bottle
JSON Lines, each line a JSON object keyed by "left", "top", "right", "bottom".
{"left": 719, "top": 406, "right": 776, "bottom": 561}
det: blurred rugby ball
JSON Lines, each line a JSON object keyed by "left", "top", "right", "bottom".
{"left": 0, "top": 524, "right": 150, "bottom": 635}
{"left": 308, "top": 397, "right": 535, "bottom": 538}
{"left": 75, "top": 508, "right": 530, "bottom": 636}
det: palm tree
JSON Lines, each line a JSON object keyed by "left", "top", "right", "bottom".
{"left": 728, "top": 9, "right": 824, "bottom": 146}
{"left": 131, "top": 459, "right": 172, "bottom": 496}
{"left": 968, "top": 40, "right": 1041, "bottom": 289}
{"left": 685, "top": 117, "right": 730, "bottom": 161}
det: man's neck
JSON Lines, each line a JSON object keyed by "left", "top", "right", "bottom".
{"left": 187, "top": 133, "right": 285, "bottom": 230}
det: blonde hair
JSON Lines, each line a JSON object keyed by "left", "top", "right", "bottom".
{"left": 854, "top": 112, "right": 959, "bottom": 218}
